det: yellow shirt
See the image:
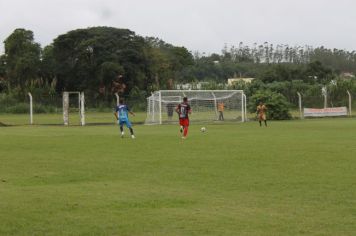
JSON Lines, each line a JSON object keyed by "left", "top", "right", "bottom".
{"left": 257, "top": 105, "right": 267, "bottom": 120}
{"left": 218, "top": 103, "right": 224, "bottom": 112}
{"left": 257, "top": 105, "right": 267, "bottom": 115}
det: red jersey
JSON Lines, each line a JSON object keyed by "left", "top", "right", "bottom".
{"left": 177, "top": 103, "right": 191, "bottom": 119}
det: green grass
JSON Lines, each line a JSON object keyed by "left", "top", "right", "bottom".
{"left": 0, "top": 112, "right": 148, "bottom": 126}
{"left": 1, "top": 118, "right": 356, "bottom": 235}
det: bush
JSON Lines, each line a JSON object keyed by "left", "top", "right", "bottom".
{"left": 0, "top": 93, "right": 18, "bottom": 112}
{"left": 33, "top": 104, "right": 56, "bottom": 113}
{"left": 0, "top": 97, "right": 57, "bottom": 113}
{"left": 249, "top": 90, "right": 292, "bottom": 120}
{"left": 5, "top": 103, "right": 29, "bottom": 114}
{"left": 127, "top": 87, "right": 147, "bottom": 111}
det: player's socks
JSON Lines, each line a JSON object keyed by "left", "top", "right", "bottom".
{"left": 265, "top": 121, "right": 267, "bottom": 127}
{"left": 183, "top": 127, "right": 188, "bottom": 137}
{"left": 180, "top": 126, "right": 183, "bottom": 133}
{"left": 120, "top": 126, "right": 124, "bottom": 138}
{"left": 129, "top": 128, "right": 134, "bottom": 135}
{"left": 259, "top": 121, "right": 262, "bottom": 127}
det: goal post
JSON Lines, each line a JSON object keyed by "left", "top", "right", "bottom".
{"left": 63, "top": 91, "right": 85, "bottom": 126}
{"left": 145, "top": 90, "right": 246, "bottom": 124}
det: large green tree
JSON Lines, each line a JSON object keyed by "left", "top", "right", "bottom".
{"left": 0, "top": 55, "right": 6, "bottom": 92}
{"left": 51, "top": 27, "right": 147, "bottom": 97}
{"left": 3, "top": 28, "right": 41, "bottom": 93}
{"left": 144, "top": 37, "right": 194, "bottom": 88}
{"left": 50, "top": 28, "right": 195, "bottom": 103}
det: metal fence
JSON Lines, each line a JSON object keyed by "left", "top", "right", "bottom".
{"left": 0, "top": 92, "right": 147, "bottom": 126}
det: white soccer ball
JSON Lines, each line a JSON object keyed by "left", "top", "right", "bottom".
{"left": 200, "top": 127, "right": 206, "bottom": 132}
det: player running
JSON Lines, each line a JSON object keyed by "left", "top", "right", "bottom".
{"left": 176, "top": 97, "right": 191, "bottom": 139}
{"left": 114, "top": 99, "right": 135, "bottom": 139}
{"left": 256, "top": 101, "right": 267, "bottom": 127}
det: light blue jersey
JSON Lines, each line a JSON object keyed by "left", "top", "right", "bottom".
{"left": 116, "top": 104, "right": 130, "bottom": 120}
{"left": 116, "top": 104, "right": 132, "bottom": 128}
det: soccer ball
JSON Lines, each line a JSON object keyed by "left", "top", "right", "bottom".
{"left": 200, "top": 127, "right": 206, "bottom": 132}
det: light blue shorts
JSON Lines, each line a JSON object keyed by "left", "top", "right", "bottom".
{"left": 118, "top": 119, "right": 132, "bottom": 128}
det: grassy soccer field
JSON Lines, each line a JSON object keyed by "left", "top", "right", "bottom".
{"left": 1, "top": 118, "right": 356, "bottom": 235}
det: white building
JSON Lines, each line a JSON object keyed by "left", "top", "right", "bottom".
{"left": 175, "top": 82, "right": 210, "bottom": 90}
{"left": 227, "top": 78, "right": 255, "bottom": 86}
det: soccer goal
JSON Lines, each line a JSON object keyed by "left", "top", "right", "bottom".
{"left": 145, "top": 90, "right": 247, "bottom": 124}
{"left": 63, "top": 91, "right": 85, "bottom": 126}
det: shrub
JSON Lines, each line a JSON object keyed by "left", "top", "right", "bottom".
{"left": 0, "top": 93, "right": 18, "bottom": 112}
{"left": 5, "top": 103, "right": 29, "bottom": 114}
{"left": 33, "top": 104, "right": 56, "bottom": 113}
{"left": 249, "top": 90, "right": 292, "bottom": 120}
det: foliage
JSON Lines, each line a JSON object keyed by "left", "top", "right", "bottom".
{"left": 327, "top": 79, "right": 356, "bottom": 107}
{"left": 127, "top": 86, "right": 147, "bottom": 111}
{"left": 0, "top": 55, "right": 6, "bottom": 92}
{"left": 3, "top": 103, "right": 29, "bottom": 114}
{"left": 1, "top": 28, "right": 356, "bottom": 113}
{"left": 249, "top": 90, "right": 292, "bottom": 120}
{"left": 0, "top": 93, "right": 18, "bottom": 112}
{"left": 49, "top": 28, "right": 194, "bottom": 99}
{"left": 200, "top": 81, "right": 227, "bottom": 90}
{"left": 3, "top": 29, "right": 41, "bottom": 93}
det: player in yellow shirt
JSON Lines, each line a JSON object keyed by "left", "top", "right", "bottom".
{"left": 218, "top": 102, "right": 224, "bottom": 121}
{"left": 256, "top": 102, "right": 267, "bottom": 127}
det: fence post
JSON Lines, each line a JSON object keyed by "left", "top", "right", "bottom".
{"left": 322, "top": 87, "right": 327, "bottom": 108}
{"left": 347, "top": 90, "right": 352, "bottom": 116}
{"left": 159, "top": 91, "right": 162, "bottom": 125}
{"left": 63, "top": 92, "right": 69, "bottom": 125}
{"left": 243, "top": 93, "right": 247, "bottom": 122}
{"left": 28, "top": 92, "right": 33, "bottom": 125}
{"left": 297, "top": 92, "right": 303, "bottom": 119}
{"left": 80, "top": 92, "right": 85, "bottom": 126}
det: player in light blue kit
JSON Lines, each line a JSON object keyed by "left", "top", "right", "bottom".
{"left": 114, "top": 98, "right": 135, "bottom": 139}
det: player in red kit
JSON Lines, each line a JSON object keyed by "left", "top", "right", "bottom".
{"left": 176, "top": 97, "right": 191, "bottom": 139}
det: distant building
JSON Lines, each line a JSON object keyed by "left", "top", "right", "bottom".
{"left": 227, "top": 78, "right": 255, "bottom": 86}
{"left": 175, "top": 82, "right": 209, "bottom": 90}
{"left": 340, "top": 72, "right": 355, "bottom": 79}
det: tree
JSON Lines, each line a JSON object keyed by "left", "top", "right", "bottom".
{"left": 3, "top": 28, "right": 41, "bottom": 93}
{"left": 304, "top": 61, "right": 334, "bottom": 84}
{"left": 0, "top": 55, "right": 6, "bottom": 92}
{"left": 51, "top": 27, "right": 148, "bottom": 98}
{"left": 249, "top": 90, "right": 292, "bottom": 120}
{"left": 40, "top": 45, "right": 56, "bottom": 82}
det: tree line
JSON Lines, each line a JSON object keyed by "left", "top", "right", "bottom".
{"left": 1, "top": 26, "right": 356, "bottom": 113}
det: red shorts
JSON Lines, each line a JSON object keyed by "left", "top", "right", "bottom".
{"left": 179, "top": 118, "right": 189, "bottom": 127}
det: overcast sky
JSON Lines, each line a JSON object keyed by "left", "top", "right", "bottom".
{"left": 1, "top": 0, "right": 356, "bottom": 54}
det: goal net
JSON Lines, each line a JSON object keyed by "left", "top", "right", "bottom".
{"left": 145, "top": 90, "right": 246, "bottom": 124}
